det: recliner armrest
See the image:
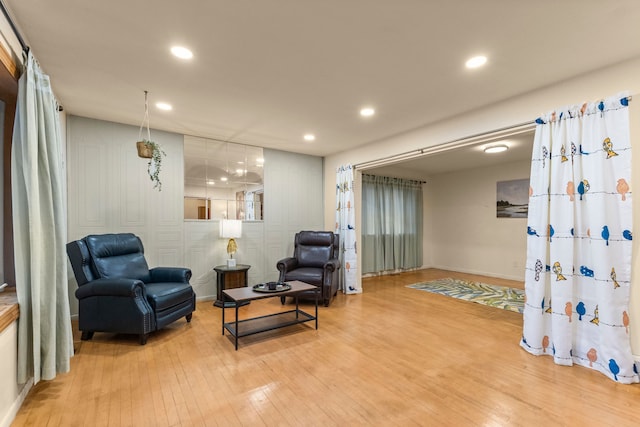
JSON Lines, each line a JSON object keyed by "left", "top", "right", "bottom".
{"left": 75, "top": 278, "right": 146, "bottom": 299}
{"left": 277, "top": 257, "right": 298, "bottom": 273}
{"left": 323, "top": 258, "right": 340, "bottom": 272}
{"left": 149, "top": 267, "right": 192, "bottom": 283}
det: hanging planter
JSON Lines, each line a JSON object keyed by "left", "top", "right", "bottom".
{"left": 136, "top": 140, "right": 153, "bottom": 158}
{"left": 137, "top": 91, "right": 166, "bottom": 191}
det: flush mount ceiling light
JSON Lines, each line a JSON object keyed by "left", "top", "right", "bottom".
{"left": 170, "top": 46, "right": 193, "bottom": 60}
{"left": 465, "top": 55, "right": 487, "bottom": 69}
{"left": 360, "top": 107, "right": 375, "bottom": 117}
{"left": 303, "top": 133, "right": 316, "bottom": 141}
{"left": 156, "top": 102, "right": 172, "bottom": 111}
{"left": 484, "top": 144, "right": 509, "bottom": 154}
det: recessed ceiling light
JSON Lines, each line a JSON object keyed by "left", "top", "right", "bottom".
{"left": 360, "top": 107, "right": 375, "bottom": 117}
{"left": 220, "top": 177, "right": 228, "bottom": 182}
{"left": 256, "top": 157, "right": 264, "bottom": 164}
{"left": 484, "top": 144, "right": 508, "bottom": 154}
{"left": 156, "top": 102, "right": 172, "bottom": 111}
{"left": 304, "top": 134, "right": 316, "bottom": 141}
{"left": 466, "top": 55, "right": 487, "bottom": 69}
{"left": 170, "top": 46, "right": 193, "bottom": 60}
{"left": 207, "top": 180, "right": 215, "bottom": 186}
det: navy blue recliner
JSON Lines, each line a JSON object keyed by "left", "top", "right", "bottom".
{"left": 66, "top": 233, "right": 196, "bottom": 345}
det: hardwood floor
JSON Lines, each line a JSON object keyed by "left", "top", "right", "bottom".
{"left": 11, "top": 269, "right": 640, "bottom": 426}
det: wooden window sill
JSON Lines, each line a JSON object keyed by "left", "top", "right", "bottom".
{"left": 0, "top": 290, "right": 19, "bottom": 333}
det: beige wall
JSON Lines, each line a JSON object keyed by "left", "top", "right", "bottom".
{"left": 325, "top": 57, "right": 640, "bottom": 357}
{"left": 427, "top": 160, "right": 530, "bottom": 280}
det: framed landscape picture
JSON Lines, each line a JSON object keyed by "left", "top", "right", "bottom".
{"left": 497, "top": 178, "right": 529, "bottom": 218}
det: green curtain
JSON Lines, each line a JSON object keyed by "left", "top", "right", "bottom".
{"left": 361, "top": 174, "right": 423, "bottom": 274}
{"left": 12, "top": 51, "right": 73, "bottom": 384}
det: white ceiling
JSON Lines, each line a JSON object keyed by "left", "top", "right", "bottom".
{"left": 5, "top": 1, "right": 640, "bottom": 167}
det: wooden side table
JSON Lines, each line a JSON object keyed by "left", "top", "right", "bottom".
{"left": 213, "top": 264, "right": 251, "bottom": 308}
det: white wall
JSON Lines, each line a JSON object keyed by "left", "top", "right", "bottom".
{"left": 66, "top": 116, "right": 325, "bottom": 311}
{"left": 0, "top": 323, "right": 18, "bottom": 427}
{"left": 0, "top": 322, "right": 29, "bottom": 427}
{"left": 428, "top": 160, "right": 530, "bottom": 280}
{"left": 324, "top": 57, "right": 640, "bottom": 357}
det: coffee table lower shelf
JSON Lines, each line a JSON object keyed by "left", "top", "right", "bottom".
{"left": 221, "top": 280, "right": 319, "bottom": 350}
{"left": 223, "top": 309, "right": 315, "bottom": 340}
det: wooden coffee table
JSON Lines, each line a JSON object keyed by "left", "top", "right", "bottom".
{"left": 221, "top": 280, "right": 318, "bottom": 350}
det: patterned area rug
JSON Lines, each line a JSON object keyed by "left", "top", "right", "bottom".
{"left": 407, "top": 278, "right": 524, "bottom": 314}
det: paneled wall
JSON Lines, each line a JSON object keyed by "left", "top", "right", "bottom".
{"left": 66, "top": 116, "right": 324, "bottom": 313}
{"left": 263, "top": 148, "right": 325, "bottom": 281}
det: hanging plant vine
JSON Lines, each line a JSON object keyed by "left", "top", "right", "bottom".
{"left": 137, "top": 90, "right": 166, "bottom": 191}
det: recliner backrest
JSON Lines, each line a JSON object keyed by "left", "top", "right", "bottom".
{"left": 84, "top": 233, "right": 151, "bottom": 282}
{"left": 294, "top": 231, "right": 336, "bottom": 268}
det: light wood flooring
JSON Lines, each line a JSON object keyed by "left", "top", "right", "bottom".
{"left": 11, "top": 269, "right": 640, "bottom": 426}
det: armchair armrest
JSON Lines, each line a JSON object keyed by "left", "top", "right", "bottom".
{"left": 277, "top": 257, "right": 298, "bottom": 273}
{"left": 149, "top": 267, "right": 192, "bottom": 283}
{"left": 75, "top": 278, "right": 146, "bottom": 299}
{"left": 323, "top": 258, "right": 340, "bottom": 272}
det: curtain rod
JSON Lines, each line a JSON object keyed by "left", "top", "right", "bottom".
{"left": 354, "top": 95, "right": 634, "bottom": 171}
{"left": 0, "top": 1, "right": 28, "bottom": 53}
{"left": 354, "top": 120, "right": 535, "bottom": 170}
{"left": 361, "top": 173, "right": 426, "bottom": 184}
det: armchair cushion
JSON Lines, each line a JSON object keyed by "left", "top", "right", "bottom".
{"left": 281, "top": 267, "right": 324, "bottom": 286}
{"left": 145, "top": 282, "right": 196, "bottom": 312}
{"left": 85, "top": 234, "right": 151, "bottom": 282}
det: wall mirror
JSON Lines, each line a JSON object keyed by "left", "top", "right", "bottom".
{"left": 184, "top": 136, "right": 264, "bottom": 221}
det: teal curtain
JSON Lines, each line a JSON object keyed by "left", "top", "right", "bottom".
{"left": 361, "top": 174, "right": 423, "bottom": 274}
{"left": 12, "top": 52, "right": 73, "bottom": 384}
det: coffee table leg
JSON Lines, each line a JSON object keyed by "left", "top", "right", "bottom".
{"left": 315, "top": 288, "right": 318, "bottom": 329}
{"left": 235, "top": 303, "right": 239, "bottom": 351}
{"left": 221, "top": 293, "right": 226, "bottom": 335}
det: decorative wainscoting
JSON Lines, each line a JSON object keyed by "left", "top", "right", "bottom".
{"left": 66, "top": 116, "right": 325, "bottom": 314}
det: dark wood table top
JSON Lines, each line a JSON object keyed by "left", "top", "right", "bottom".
{"left": 222, "top": 280, "right": 316, "bottom": 303}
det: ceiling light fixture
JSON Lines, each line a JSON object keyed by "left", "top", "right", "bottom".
{"left": 304, "top": 134, "right": 316, "bottom": 141}
{"left": 484, "top": 144, "right": 509, "bottom": 154}
{"left": 156, "top": 102, "right": 172, "bottom": 111}
{"left": 465, "top": 55, "right": 487, "bottom": 69}
{"left": 170, "top": 46, "right": 193, "bottom": 60}
{"left": 360, "top": 107, "right": 375, "bottom": 117}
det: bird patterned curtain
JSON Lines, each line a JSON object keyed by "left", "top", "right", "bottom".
{"left": 336, "top": 164, "right": 360, "bottom": 294}
{"left": 521, "top": 92, "right": 638, "bottom": 383}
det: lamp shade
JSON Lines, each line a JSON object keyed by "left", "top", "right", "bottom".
{"left": 220, "top": 219, "right": 242, "bottom": 239}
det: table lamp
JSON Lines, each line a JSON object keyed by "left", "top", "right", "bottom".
{"left": 220, "top": 219, "right": 242, "bottom": 267}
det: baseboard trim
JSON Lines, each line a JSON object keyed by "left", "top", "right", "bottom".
{"left": 430, "top": 265, "right": 524, "bottom": 282}
{"left": 0, "top": 378, "right": 32, "bottom": 427}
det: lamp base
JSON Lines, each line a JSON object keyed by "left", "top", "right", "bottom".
{"left": 226, "top": 258, "right": 237, "bottom": 267}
